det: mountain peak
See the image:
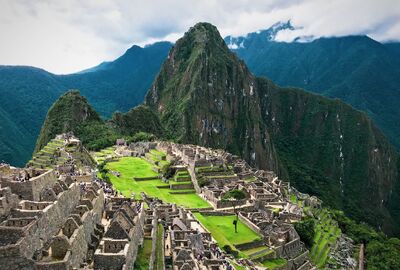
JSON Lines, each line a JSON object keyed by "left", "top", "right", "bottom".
{"left": 175, "top": 22, "right": 226, "bottom": 53}
{"left": 34, "top": 90, "right": 102, "bottom": 152}
{"left": 146, "top": 22, "right": 278, "bottom": 170}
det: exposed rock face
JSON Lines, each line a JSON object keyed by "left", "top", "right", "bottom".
{"left": 145, "top": 22, "right": 400, "bottom": 234}
{"left": 146, "top": 23, "right": 279, "bottom": 171}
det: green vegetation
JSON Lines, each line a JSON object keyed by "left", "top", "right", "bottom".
{"left": 102, "top": 157, "right": 210, "bottom": 209}
{"left": 331, "top": 210, "right": 400, "bottom": 270}
{"left": 308, "top": 209, "right": 341, "bottom": 268}
{"left": 92, "top": 146, "right": 116, "bottom": 163}
{"left": 229, "top": 27, "right": 400, "bottom": 151}
{"left": 223, "top": 189, "right": 247, "bottom": 201}
{"left": 111, "top": 105, "right": 164, "bottom": 137}
{"left": 193, "top": 213, "right": 261, "bottom": 254}
{"left": 241, "top": 246, "right": 274, "bottom": 260}
{"left": 230, "top": 260, "right": 246, "bottom": 270}
{"left": 134, "top": 238, "right": 152, "bottom": 270}
{"left": 261, "top": 258, "right": 287, "bottom": 269}
{"left": 129, "top": 131, "right": 157, "bottom": 143}
{"left": 28, "top": 137, "right": 95, "bottom": 169}
{"left": 258, "top": 79, "right": 400, "bottom": 233}
{"left": 35, "top": 90, "right": 118, "bottom": 153}
{"left": 294, "top": 218, "right": 315, "bottom": 248}
{"left": 155, "top": 224, "right": 164, "bottom": 270}
{"left": 222, "top": 189, "right": 247, "bottom": 232}
{"left": 27, "top": 138, "right": 64, "bottom": 169}
{"left": 0, "top": 42, "right": 171, "bottom": 166}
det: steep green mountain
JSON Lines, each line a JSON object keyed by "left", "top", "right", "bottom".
{"left": 0, "top": 42, "right": 171, "bottom": 165}
{"left": 110, "top": 105, "right": 164, "bottom": 137}
{"left": 258, "top": 80, "right": 399, "bottom": 233}
{"left": 146, "top": 23, "right": 279, "bottom": 171}
{"left": 0, "top": 66, "right": 66, "bottom": 165}
{"left": 35, "top": 90, "right": 118, "bottom": 153}
{"left": 35, "top": 91, "right": 165, "bottom": 155}
{"left": 225, "top": 25, "right": 400, "bottom": 150}
{"left": 146, "top": 22, "right": 400, "bottom": 234}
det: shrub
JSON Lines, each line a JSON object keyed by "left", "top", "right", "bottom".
{"left": 223, "top": 245, "right": 239, "bottom": 258}
{"left": 294, "top": 218, "right": 315, "bottom": 248}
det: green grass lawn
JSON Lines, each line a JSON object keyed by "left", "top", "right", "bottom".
{"left": 261, "top": 258, "right": 287, "bottom": 269}
{"left": 194, "top": 213, "right": 261, "bottom": 251}
{"left": 104, "top": 157, "right": 210, "bottom": 209}
{"left": 242, "top": 246, "right": 273, "bottom": 258}
{"left": 230, "top": 260, "right": 246, "bottom": 270}
{"left": 134, "top": 238, "right": 152, "bottom": 270}
{"left": 150, "top": 149, "right": 166, "bottom": 157}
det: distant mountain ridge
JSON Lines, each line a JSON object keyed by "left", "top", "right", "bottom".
{"left": 225, "top": 23, "right": 400, "bottom": 150}
{"left": 0, "top": 42, "right": 172, "bottom": 166}
{"left": 1, "top": 21, "right": 400, "bottom": 170}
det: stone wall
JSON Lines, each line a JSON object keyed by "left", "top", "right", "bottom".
{"left": 67, "top": 190, "right": 104, "bottom": 268}
{"left": 234, "top": 239, "right": 266, "bottom": 251}
{"left": 0, "top": 245, "right": 35, "bottom": 270}
{"left": 238, "top": 212, "right": 262, "bottom": 235}
{"left": 94, "top": 204, "right": 145, "bottom": 270}
{"left": 216, "top": 199, "right": 246, "bottom": 209}
{"left": 170, "top": 183, "right": 194, "bottom": 190}
{"left": 19, "top": 183, "right": 81, "bottom": 258}
{"left": 1, "top": 170, "right": 57, "bottom": 201}
{"left": 0, "top": 187, "right": 19, "bottom": 217}
{"left": 0, "top": 183, "right": 81, "bottom": 270}
{"left": 149, "top": 210, "right": 158, "bottom": 270}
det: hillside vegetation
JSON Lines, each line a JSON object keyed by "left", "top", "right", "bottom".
{"left": 0, "top": 42, "right": 171, "bottom": 166}
{"left": 227, "top": 26, "right": 400, "bottom": 150}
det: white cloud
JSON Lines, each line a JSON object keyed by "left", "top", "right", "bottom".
{"left": 0, "top": 0, "right": 398, "bottom": 74}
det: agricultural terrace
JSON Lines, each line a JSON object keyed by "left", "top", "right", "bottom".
{"left": 194, "top": 213, "right": 261, "bottom": 255}
{"left": 28, "top": 138, "right": 65, "bottom": 169}
{"left": 92, "top": 146, "right": 116, "bottom": 163}
{"left": 310, "top": 209, "right": 341, "bottom": 268}
{"left": 103, "top": 156, "right": 210, "bottom": 209}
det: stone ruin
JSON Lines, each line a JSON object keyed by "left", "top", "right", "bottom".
{"left": 0, "top": 134, "right": 147, "bottom": 270}
{"left": 93, "top": 199, "right": 145, "bottom": 270}
{"left": 155, "top": 141, "right": 318, "bottom": 270}
{"left": 0, "top": 163, "right": 106, "bottom": 270}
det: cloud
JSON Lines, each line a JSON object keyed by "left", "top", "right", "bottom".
{"left": 0, "top": 0, "right": 398, "bottom": 73}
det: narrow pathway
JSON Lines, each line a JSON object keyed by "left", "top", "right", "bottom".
{"left": 358, "top": 243, "right": 365, "bottom": 270}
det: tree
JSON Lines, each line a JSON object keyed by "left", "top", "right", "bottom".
{"left": 222, "top": 189, "right": 247, "bottom": 233}
{"left": 294, "top": 218, "right": 315, "bottom": 248}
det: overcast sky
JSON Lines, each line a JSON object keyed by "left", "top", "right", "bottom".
{"left": 0, "top": 0, "right": 399, "bottom": 74}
